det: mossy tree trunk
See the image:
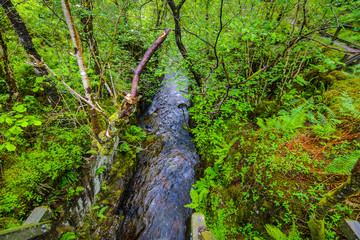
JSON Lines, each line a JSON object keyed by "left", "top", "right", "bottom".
{"left": 0, "top": 0, "right": 60, "bottom": 107}
{"left": 0, "top": 30, "right": 18, "bottom": 99}
{"left": 309, "top": 158, "right": 360, "bottom": 240}
{"left": 79, "top": 0, "right": 101, "bottom": 75}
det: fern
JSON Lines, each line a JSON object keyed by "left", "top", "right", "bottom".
{"left": 326, "top": 150, "right": 360, "bottom": 174}
{"left": 257, "top": 99, "right": 310, "bottom": 132}
{"left": 257, "top": 98, "right": 344, "bottom": 138}
{"left": 265, "top": 224, "right": 287, "bottom": 240}
{"left": 336, "top": 92, "right": 360, "bottom": 121}
{"left": 265, "top": 223, "right": 301, "bottom": 240}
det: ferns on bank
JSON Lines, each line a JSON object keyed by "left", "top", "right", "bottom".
{"left": 257, "top": 100, "right": 310, "bottom": 132}
{"left": 256, "top": 96, "right": 354, "bottom": 139}
{"left": 254, "top": 223, "right": 301, "bottom": 240}
{"left": 326, "top": 150, "right": 360, "bottom": 174}
{"left": 336, "top": 92, "right": 360, "bottom": 121}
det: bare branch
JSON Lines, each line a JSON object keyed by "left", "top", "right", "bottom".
{"left": 41, "top": 0, "right": 67, "bottom": 24}
{"left": 130, "top": 28, "right": 172, "bottom": 98}
{"left": 306, "top": 36, "right": 359, "bottom": 54}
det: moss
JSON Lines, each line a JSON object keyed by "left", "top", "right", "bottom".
{"left": 309, "top": 216, "right": 325, "bottom": 240}
{"left": 327, "top": 70, "right": 348, "bottom": 81}
{"left": 76, "top": 149, "right": 137, "bottom": 239}
{"left": 0, "top": 217, "right": 22, "bottom": 229}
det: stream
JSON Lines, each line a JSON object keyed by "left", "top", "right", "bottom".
{"left": 117, "top": 66, "right": 199, "bottom": 239}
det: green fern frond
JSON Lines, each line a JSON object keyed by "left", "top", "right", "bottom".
{"left": 326, "top": 150, "right": 360, "bottom": 174}
{"left": 265, "top": 224, "right": 287, "bottom": 240}
{"left": 265, "top": 223, "right": 301, "bottom": 240}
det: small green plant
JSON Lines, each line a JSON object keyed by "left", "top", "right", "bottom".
{"left": 91, "top": 206, "right": 109, "bottom": 219}
{"left": 0, "top": 103, "right": 41, "bottom": 151}
{"left": 96, "top": 165, "right": 106, "bottom": 175}
{"left": 262, "top": 223, "right": 301, "bottom": 240}
{"left": 60, "top": 231, "right": 77, "bottom": 240}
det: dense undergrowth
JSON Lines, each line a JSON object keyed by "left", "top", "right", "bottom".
{"left": 187, "top": 64, "right": 360, "bottom": 239}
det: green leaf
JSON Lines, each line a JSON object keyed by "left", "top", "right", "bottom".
{"left": 60, "top": 232, "right": 76, "bottom": 240}
{"left": 190, "top": 188, "right": 199, "bottom": 204}
{"left": 35, "top": 76, "right": 44, "bottom": 84}
{"left": 5, "top": 143, "right": 16, "bottom": 151}
{"left": 97, "top": 206, "right": 109, "bottom": 219}
{"left": 9, "top": 126, "right": 23, "bottom": 134}
{"left": 13, "top": 105, "right": 26, "bottom": 113}
{"left": 86, "top": 148, "right": 97, "bottom": 154}
{"left": 21, "top": 122, "right": 29, "bottom": 128}
{"left": 119, "top": 142, "right": 131, "bottom": 152}
{"left": 5, "top": 117, "right": 13, "bottom": 125}
{"left": 33, "top": 120, "right": 42, "bottom": 126}
{"left": 14, "top": 114, "right": 24, "bottom": 119}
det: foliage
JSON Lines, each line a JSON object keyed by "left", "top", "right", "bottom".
{"left": 262, "top": 223, "right": 301, "bottom": 240}
{"left": 60, "top": 232, "right": 77, "bottom": 240}
{"left": 1, "top": 0, "right": 360, "bottom": 239}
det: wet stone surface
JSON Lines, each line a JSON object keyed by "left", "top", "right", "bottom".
{"left": 117, "top": 70, "right": 199, "bottom": 240}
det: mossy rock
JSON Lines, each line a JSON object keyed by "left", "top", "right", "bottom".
{"left": 305, "top": 68, "right": 349, "bottom": 90}
{"left": 322, "top": 70, "right": 348, "bottom": 83}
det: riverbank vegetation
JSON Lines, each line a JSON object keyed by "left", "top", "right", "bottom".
{"left": 1, "top": 0, "right": 360, "bottom": 239}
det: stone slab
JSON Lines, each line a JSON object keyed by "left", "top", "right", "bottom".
{"left": 339, "top": 219, "right": 360, "bottom": 240}
{"left": 23, "top": 206, "right": 52, "bottom": 226}
{"left": 191, "top": 213, "right": 207, "bottom": 240}
{"left": 0, "top": 220, "right": 52, "bottom": 240}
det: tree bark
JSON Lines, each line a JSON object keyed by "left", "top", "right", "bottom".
{"left": 309, "top": 158, "right": 360, "bottom": 240}
{"left": 0, "top": 0, "right": 60, "bottom": 107}
{"left": 167, "top": 0, "right": 202, "bottom": 87}
{"left": 0, "top": 30, "right": 18, "bottom": 99}
{"left": 61, "top": 0, "right": 102, "bottom": 137}
{"left": 80, "top": 0, "right": 101, "bottom": 75}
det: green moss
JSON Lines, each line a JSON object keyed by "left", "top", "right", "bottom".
{"left": 309, "top": 216, "right": 325, "bottom": 240}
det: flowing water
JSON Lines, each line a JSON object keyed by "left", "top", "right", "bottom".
{"left": 117, "top": 67, "right": 199, "bottom": 240}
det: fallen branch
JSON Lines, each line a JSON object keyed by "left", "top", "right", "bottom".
{"left": 98, "top": 28, "right": 172, "bottom": 155}
{"left": 130, "top": 28, "right": 172, "bottom": 98}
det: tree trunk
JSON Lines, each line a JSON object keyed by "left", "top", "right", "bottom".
{"left": 0, "top": 30, "right": 18, "bottom": 99}
{"left": 80, "top": 0, "right": 101, "bottom": 75}
{"left": 309, "top": 158, "right": 360, "bottom": 240}
{"left": 167, "top": 0, "right": 202, "bottom": 87}
{"left": 61, "top": 0, "right": 102, "bottom": 138}
{"left": 0, "top": 0, "right": 60, "bottom": 107}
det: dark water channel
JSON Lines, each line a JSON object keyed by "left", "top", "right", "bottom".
{"left": 117, "top": 68, "right": 199, "bottom": 239}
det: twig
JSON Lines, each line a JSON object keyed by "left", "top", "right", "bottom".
{"left": 24, "top": 55, "right": 107, "bottom": 118}
{"left": 41, "top": 0, "right": 67, "bottom": 24}
{"left": 306, "top": 36, "right": 359, "bottom": 53}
